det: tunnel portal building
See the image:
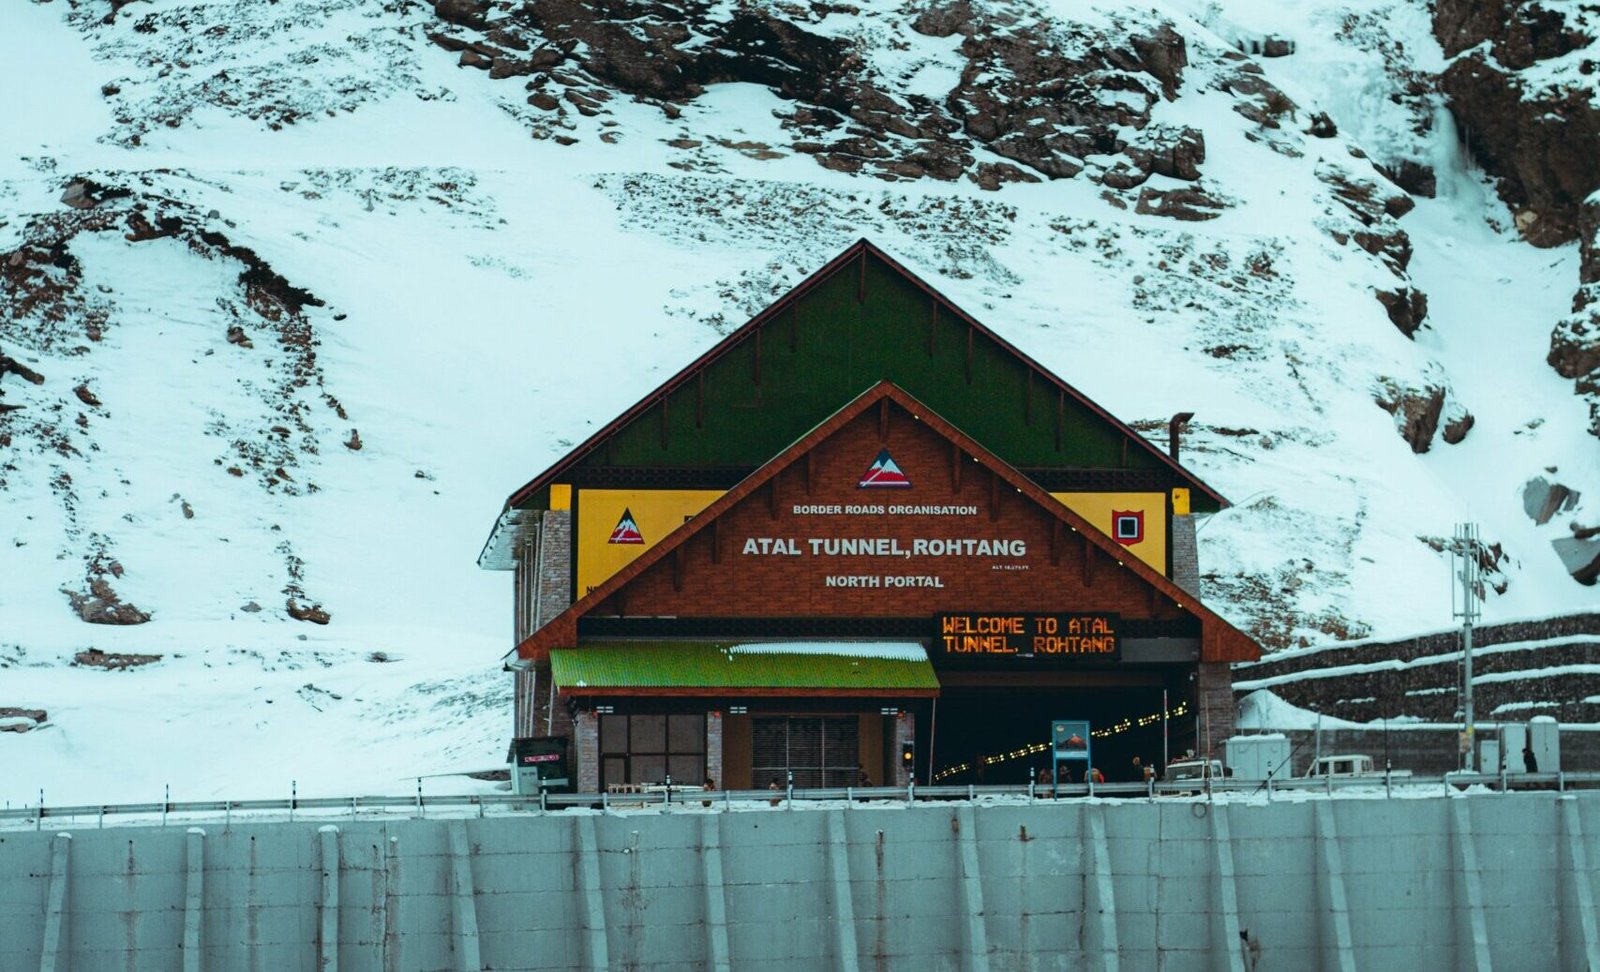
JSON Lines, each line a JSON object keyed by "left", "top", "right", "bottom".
{"left": 479, "top": 240, "right": 1261, "bottom": 791}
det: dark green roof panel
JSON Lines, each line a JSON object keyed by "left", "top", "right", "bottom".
{"left": 594, "top": 251, "right": 1161, "bottom": 478}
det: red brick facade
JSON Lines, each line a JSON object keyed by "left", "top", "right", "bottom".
{"left": 591, "top": 406, "right": 1185, "bottom": 624}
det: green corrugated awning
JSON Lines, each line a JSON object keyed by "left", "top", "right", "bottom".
{"left": 550, "top": 642, "right": 939, "bottom": 697}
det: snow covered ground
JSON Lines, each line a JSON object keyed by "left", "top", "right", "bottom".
{"left": 1, "top": 0, "right": 1594, "bottom": 808}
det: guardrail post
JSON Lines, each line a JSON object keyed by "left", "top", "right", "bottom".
{"left": 185, "top": 828, "right": 206, "bottom": 972}
{"left": 826, "top": 811, "right": 861, "bottom": 972}
{"left": 953, "top": 806, "right": 991, "bottom": 972}
{"left": 38, "top": 832, "right": 70, "bottom": 972}
{"left": 1451, "top": 800, "right": 1493, "bottom": 972}
{"left": 446, "top": 822, "right": 481, "bottom": 972}
{"left": 1560, "top": 798, "right": 1600, "bottom": 970}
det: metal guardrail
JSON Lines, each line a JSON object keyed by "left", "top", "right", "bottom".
{"left": 3, "top": 771, "right": 1597, "bottom": 830}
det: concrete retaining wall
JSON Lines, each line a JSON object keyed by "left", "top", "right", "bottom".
{"left": 3, "top": 794, "right": 1598, "bottom": 971}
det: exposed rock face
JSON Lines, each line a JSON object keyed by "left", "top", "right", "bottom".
{"left": 1522, "top": 476, "right": 1580, "bottom": 525}
{"left": 0, "top": 708, "right": 48, "bottom": 732}
{"left": 1441, "top": 403, "right": 1475, "bottom": 444}
{"left": 1551, "top": 194, "right": 1600, "bottom": 433}
{"left": 1376, "top": 382, "right": 1446, "bottom": 454}
{"left": 1435, "top": 0, "right": 1600, "bottom": 247}
{"left": 1376, "top": 287, "right": 1429, "bottom": 338}
{"left": 71, "top": 648, "right": 162, "bottom": 668}
{"left": 1134, "top": 185, "right": 1228, "bottom": 221}
{"left": 62, "top": 578, "right": 151, "bottom": 625}
{"left": 430, "top": 0, "right": 1226, "bottom": 192}
{"left": 1553, "top": 535, "right": 1600, "bottom": 585}
{"left": 1435, "top": 1, "right": 1600, "bottom": 434}
{"left": 287, "top": 597, "right": 332, "bottom": 624}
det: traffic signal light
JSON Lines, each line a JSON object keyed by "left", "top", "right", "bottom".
{"left": 901, "top": 742, "right": 914, "bottom": 769}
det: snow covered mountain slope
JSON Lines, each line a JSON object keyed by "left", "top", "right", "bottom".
{"left": 0, "top": 0, "right": 1595, "bottom": 806}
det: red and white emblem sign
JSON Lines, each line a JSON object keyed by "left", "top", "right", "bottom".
{"left": 607, "top": 508, "right": 646, "bottom": 544}
{"left": 858, "top": 449, "right": 911, "bottom": 488}
{"left": 1111, "top": 510, "right": 1144, "bottom": 546}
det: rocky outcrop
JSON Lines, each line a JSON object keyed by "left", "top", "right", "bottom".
{"left": 1434, "top": 1, "right": 1599, "bottom": 432}
{"left": 286, "top": 598, "right": 332, "bottom": 624}
{"left": 71, "top": 648, "right": 162, "bottom": 669}
{"left": 1522, "top": 476, "right": 1580, "bottom": 525}
{"left": 62, "top": 578, "right": 151, "bottom": 625}
{"left": 427, "top": 0, "right": 1234, "bottom": 191}
{"left": 0, "top": 708, "right": 48, "bottom": 732}
{"left": 1551, "top": 194, "right": 1600, "bottom": 433}
{"left": 1435, "top": 0, "right": 1599, "bottom": 247}
{"left": 1376, "top": 381, "right": 1446, "bottom": 453}
{"left": 1376, "top": 287, "right": 1429, "bottom": 338}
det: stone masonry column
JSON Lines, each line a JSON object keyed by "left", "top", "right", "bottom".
{"left": 1196, "top": 661, "right": 1237, "bottom": 758}
{"left": 1170, "top": 513, "right": 1200, "bottom": 596}
{"left": 512, "top": 509, "right": 575, "bottom": 745}
{"left": 575, "top": 708, "right": 601, "bottom": 793}
{"left": 706, "top": 710, "right": 724, "bottom": 789}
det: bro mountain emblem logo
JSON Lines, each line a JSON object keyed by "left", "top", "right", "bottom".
{"left": 1111, "top": 510, "right": 1144, "bottom": 546}
{"left": 607, "top": 508, "right": 646, "bottom": 544}
{"left": 858, "top": 449, "right": 911, "bottom": 488}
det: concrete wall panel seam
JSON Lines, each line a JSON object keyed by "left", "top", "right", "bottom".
{"left": 825, "top": 811, "right": 861, "bottom": 972}
{"left": 1313, "top": 803, "right": 1357, "bottom": 972}
{"left": 1452, "top": 801, "right": 1494, "bottom": 972}
{"left": 1560, "top": 799, "right": 1600, "bottom": 971}
{"left": 447, "top": 821, "right": 483, "bottom": 972}
{"left": 317, "top": 826, "right": 338, "bottom": 972}
{"left": 185, "top": 828, "right": 206, "bottom": 972}
{"left": 700, "top": 814, "right": 732, "bottom": 972}
{"left": 1209, "top": 805, "right": 1247, "bottom": 972}
{"left": 1087, "top": 806, "right": 1120, "bottom": 972}
{"left": 954, "top": 806, "right": 991, "bottom": 972}
{"left": 37, "top": 832, "right": 71, "bottom": 972}
{"left": 575, "top": 816, "right": 609, "bottom": 971}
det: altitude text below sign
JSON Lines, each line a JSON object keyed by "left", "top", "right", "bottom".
{"left": 934, "top": 613, "right": 1121, "bottom": 666}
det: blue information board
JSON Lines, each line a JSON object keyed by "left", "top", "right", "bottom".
{"left": 1051, "top": 720, "right": 1091, "bottom": 785}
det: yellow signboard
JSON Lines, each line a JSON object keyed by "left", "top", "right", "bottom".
{"left": 575, "top": 489, "right": 722, "bottom": 597}
{"left": 1050, "top": 492, "right": 1167, "bottom": 574}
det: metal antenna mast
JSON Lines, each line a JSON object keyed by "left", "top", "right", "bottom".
{"left": 1452, "top": 522, "right": 1482, "bottom": 771}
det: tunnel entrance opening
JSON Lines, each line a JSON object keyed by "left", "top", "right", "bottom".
{"left": 921, "top": 681, "right": 1190, "bottom": 786}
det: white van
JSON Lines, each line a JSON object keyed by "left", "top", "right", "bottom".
{"left": 1305, "top": 754, "right": 1409, "bottom": 778}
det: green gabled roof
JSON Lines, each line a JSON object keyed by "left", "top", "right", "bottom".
{"left": 549, "top": 642, "right": 940, "bottom": 697}
{"left": 481, "top": 240, "right": 1227, "bottom": 568}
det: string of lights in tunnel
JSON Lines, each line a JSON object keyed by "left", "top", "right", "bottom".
{"left": 931, "top": 701, "right": 1190, "bottom": 783}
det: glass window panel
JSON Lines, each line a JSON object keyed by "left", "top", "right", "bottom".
{"left": 631, "top": 714, "right": 666, "bottom": 753}
{"left": 752, "top": 717, "right": 787, "bottom": 777}
{"left": 789, "top": 717, "right": 822, "bottom": 766}
{"left": 600, "top": 715, "right": 628, "bottom": 754}
{"left": 823, "top": 768, "right": 856, "bottom": 789}
{"left": 789, "top": 768, "right": 823, "bottom": 790}
{"left": 668, "top": 714, "right": 705, "bottom": 755}
{"left": 602, "top": 757, "right": 628, "bottom": 790}
{"left": 822, "top": 718, "right": 858, "bottom": 766}
{"left": 668, "top": 755, "right": 704, "bottom": 785}
{"left": 631, "top": 755, "right": 666, "bottom": 785}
